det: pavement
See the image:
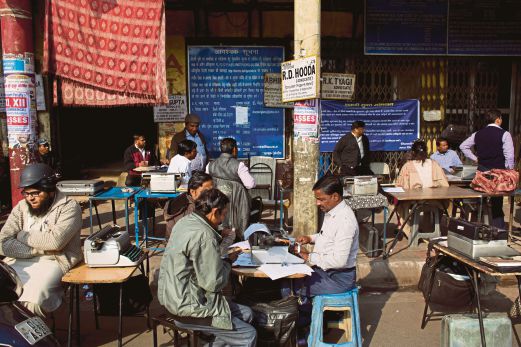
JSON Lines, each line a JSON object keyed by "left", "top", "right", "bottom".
{"left": 3, "top": 183, "right": 521, "bottom": 346}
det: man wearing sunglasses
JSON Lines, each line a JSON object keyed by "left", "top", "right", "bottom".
{"left": 0, "top": 163, "right": 82, "bottom": 317}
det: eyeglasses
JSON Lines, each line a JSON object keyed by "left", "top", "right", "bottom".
{"left": 22, "top": 190, "right": 42, "bottom": 198}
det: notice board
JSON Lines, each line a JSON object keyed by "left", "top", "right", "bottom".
{"left": 320, "top": 99, "right": 420, "bottom": 152}
{"left": 188, "top": 46, "right": 285, "bottom": 159}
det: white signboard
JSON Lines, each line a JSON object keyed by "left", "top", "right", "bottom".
{"left": 35, "top": 74, "right": 46, "bottom": 111}
{"left": 281, "top": 56, "right": 319, "bottom": 102}
{"left": 263, "top": 73, "right": 293, "bottom": 108}
{"left": 154, "top": 95, "right": 187, "bottom": 122}
{"left": 321, "top": 73, "right": 356, "bottom": 100}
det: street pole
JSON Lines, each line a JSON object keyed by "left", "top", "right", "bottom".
{"left": 0, "top": 0, "right": 37, "bottom": 205}
{"left": 292, "top": 0, "right": 320, "bottom": 236}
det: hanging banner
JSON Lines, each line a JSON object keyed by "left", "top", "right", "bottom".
{"left": 154, "top": 95, "right": 187, "bottom": 122}
{"left": 264, "top": 73, "right": 293, "bottom": 108}
{"left": 294, "top": 99, "right": 320, "bottom": 142}
{"left": 281, "top": 56, "right": 319, "bottom": 102}
{"left": 320, "top": 99, "right": 420, "bottom": 152}
{"left": 321, "top": 73, "right": 356, "bottom": 100}
{"left": 4, "top": 75, "right": 36, "bottom": 147}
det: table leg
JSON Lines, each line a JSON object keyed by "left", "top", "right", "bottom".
{"left": 144, "top": 199, "right": 148, "bottom": 249}
{"left": 478, "top": 196, "right": 483, "bottom": 223}
{"left": 279, "top": 189, "right": 284, "bottom": 231}
{"left": 89, "top": 200, "right": 93, "bottom": 235}
{"left": 111, "top": 200, "right": 116, "bottom": 225}
{"left": 125, "top": 199, "right": 129, "bottom": 235}
{"left": 75, "top": 285, "right": 80, "bottom": 346}
{"left": 67, "top": 285, "right": 73, "bottom": 347}
{"left": 509, "top": 195, "right": 514, "bottom": 236}
{"left": 93, "top": 202, "right": 102, "bottom": 231}
{"left": 469, "top": 268, "right": 486, "bottom": 347}
{"left": 118, "top": 283, "right": 123, "bottom": 347}
{"left": 134, "top": 197, "right": 140, "bottom": 245}
{"left": 383, "top": 203, "right": 418, "bottom": 259}
{"left": 92, "top": 286, "right": 99, "bottom": 329}
{"left": 382, "top": 206, "right": 388, "bottom": 253}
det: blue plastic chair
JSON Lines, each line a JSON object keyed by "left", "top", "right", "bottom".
{"left": 308, "top": 288, "right": 362, "bottom": 347}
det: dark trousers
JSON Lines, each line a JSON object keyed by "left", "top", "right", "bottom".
{"left": 174, "top": 301, "right": 257, "bottom": 347}
{"left": 478, "top": 165, "right": 506, "bottom": 229}
{"left": 281, "top": 267, "right": 356, "bottom": 298}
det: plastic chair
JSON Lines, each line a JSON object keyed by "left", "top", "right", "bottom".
{"left": 308, "top": 287, "right": 362, "bottom": 347}
{"left": 409, "top": 204, "right": 443, "bottom": 247}
{"left": 369, "top": 162, "right": 391, "bottom": 182}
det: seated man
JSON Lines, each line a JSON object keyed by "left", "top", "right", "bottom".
{"left": 207, "top": 137, "right": 255, "bottom": 238}
{"left": 167, "top": 139, "right": 198, "bottom": 184}
{"left": 158, "top": 188, "right": 256, "bottom": 347}
{"left": 430, "top": 137, "right": 462, "bottom": 174}
{"left": 284, "top": 175, "right": 359, "bottom": 298}
{"left": 0, "top": 163, "right": 82, "bottom": 317}
{"left": 123, "top": 134, "right": 158, "bottom": 187}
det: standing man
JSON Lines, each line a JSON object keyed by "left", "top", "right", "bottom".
{"left": 123, "top": 134, "right": 158, "bottom": 187}
{"left": 0, "top": 163, "right": 82, "bottom": 317}
{"left": 333, "top": 120, "right": 373, "bottom": 176}
{"left": 207, "top": 138, "right": 255, "bottom": 238}
{"left": 170, "top": 114, "right": 209, "bottom": 172}
{"left": 158, "top": 188, "right": 257, "bottom": 347}
{"left": 460, "top": 109, "right": 515, "bottom": 228}
{"left": 430, "top": 137, "right": 463, "bottom": 174}
{"left": 283, "top": 175, "right": 359, "bottom": 297}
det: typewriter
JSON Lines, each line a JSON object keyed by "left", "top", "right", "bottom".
{"left": 246, "top": 225, "right": 303, "bottom": 265}
{"left": 141, "top": 173, "right": 184, "bottom": 193}
{"left": 84, "top": 225, "right": 145, "bottom": 267}
{"left": 447, "top": 218, "right": 520, "bottom": 258}
{"left": 342, "top": 175, "right": 381, "bottom": 197}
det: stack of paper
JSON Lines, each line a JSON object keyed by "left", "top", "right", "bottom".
{"left": 228, "top": 240, "right": 250, "bottom": 250}
{"left": 258, "top": 264, "right": 314, "bottom": 280}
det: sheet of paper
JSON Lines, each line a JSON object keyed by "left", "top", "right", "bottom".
{"left": 243, "top": 223, "right": 271, "bottom": 240}
{"left": 258, "top": 264, "right": 313, "bottom": 280}
{"left": 235, "top": 106, "right": 249, "bottom": 125}
{"left": 229, "top": 240, "right": 250, "bottom": 250}
{"left": 232, "top": 253, "right": 257, "bottom": 267}
{"left": 382, "top": 187, "right": 405, "bottom": 193}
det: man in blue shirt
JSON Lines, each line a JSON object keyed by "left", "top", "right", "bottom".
{"left": 430, "top": 137, "right": 462, "bottom": 174}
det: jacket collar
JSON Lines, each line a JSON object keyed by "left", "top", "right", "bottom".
{"left": 219, "top": 153, "right": 234, "bottom": 160}
{"left": 194, "top": 211, "right": 223, "bottom": 241}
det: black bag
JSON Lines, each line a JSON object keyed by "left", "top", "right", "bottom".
{"left": 358, "top": 223, "right": 382, "bottom": 258}
{"left": 236, "top": 279, "right": 298, "bottom": 347}
{"left": 418, "top": 253, "right": 473, "bottom": 308}
{"left": 93, "top": 274, "right": 152, "bottom": 315}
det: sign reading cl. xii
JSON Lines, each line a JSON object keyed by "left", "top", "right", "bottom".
{"left": 281, "top": 56, "right": 319, "bottom": 102}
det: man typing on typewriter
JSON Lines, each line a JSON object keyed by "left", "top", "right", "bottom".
{"left": 158, "top": 188, "right": 257, "bottom": 346}
{"left": 282, "top": 175, "right": 359, "bottom": 297}
{"left": 0, "top": 164, "right": 82, "bottom": 317}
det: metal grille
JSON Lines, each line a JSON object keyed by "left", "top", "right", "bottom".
{"left": 319, "top": 46, "right": 504, "bottom": 177}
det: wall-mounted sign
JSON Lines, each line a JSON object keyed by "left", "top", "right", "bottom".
{"left": 154, "top": 95, "right": 187, "bottom": 122}
{"left": 281, "top": 56, "right": 319, "bottom": 102}
{"left": 263, "top": 73, "right": 293, "bottom": 108}
{"left": 321, "top": 73, "right": 356, "bottom": 100}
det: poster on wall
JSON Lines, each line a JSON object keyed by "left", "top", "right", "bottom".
{"left": 35, "top": 74, "right": 46, "bottom": 111}
{"left": 294, "top": 99, "right": 320, "bottom": 142}
{"left": 188, "top": 46, "right": 285, "bottom": 158}
{"left": 4, "top": 75, "right": 36, "bottom": 147}
{"left": 320, "top": 99, "right": 420, "bottom": 152}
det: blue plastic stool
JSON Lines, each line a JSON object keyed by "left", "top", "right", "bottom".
{"left": 308, "top": 288, "right": 362, "bottom": 347}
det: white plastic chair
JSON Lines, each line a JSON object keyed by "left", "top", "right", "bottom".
{"left": 370, "top": 162, "right": 391, "bottom": 182}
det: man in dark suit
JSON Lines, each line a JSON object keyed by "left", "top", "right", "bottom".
{"left": 123, "top": 134, "right": 158, "bottom": 186}
{"left": 333, "top": 120, "right": 373, "bottom": 176}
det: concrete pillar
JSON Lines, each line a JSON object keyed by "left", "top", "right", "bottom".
{"left": 0, "top": 0, "right": 38, "bottom": 205}
{"left": 292, "top": 0, "right": 321, "bottom": 236}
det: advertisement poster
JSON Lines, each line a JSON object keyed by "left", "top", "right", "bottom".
{"left": 4, "top": 74, "right": 37, "bottom": 147}
{"left": 294, "top": 99, "right": 320, "bottom": 142}
{"left": 320, "top": 99, "right": 420, "bottom": 152}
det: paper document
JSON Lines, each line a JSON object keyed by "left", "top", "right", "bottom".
{"left": 258, "top": 264, "right": 314, "bottom": 280}
{"left": 382, "top": 187, "right": 405, "bottom": 193}
{"left": 235, "top": 106, "right": 249, "bottom": 125}
{"left": 243, "top": 223, "right": 271, "bottom": 240}
{"left": 229, "top": 240, "right": 250, "bottom": 250}
{"left": 232, "top": 253, "right": 258, "bottom": 267}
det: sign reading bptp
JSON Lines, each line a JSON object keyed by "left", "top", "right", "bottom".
{"left": 281, "top": 56, "right": 319, "bottom": 102}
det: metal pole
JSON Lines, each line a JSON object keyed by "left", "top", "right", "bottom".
{"left": 0, "top": 0, "right": 38, "bottom": 206}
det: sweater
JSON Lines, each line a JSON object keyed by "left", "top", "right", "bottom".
{"left": 0, "top": 191, "right": 83, "bottom": 274}
{"left": 396, "top": 159, "right": 449, "bottom": 190}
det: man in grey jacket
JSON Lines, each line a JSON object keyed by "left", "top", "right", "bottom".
{"left": 0, "top": 163, "right": 82, "bottom": 317}
{"left": 158, "top": 188, "right": 256, "bottom": 346}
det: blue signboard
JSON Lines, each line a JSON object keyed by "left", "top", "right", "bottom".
{"left": 320, "top": 99, "right": 420, "bottom": 152}
{"left": 365, "top": 0, "right": 447, "bottom": 55}
{"left": 188, "top": 46, "right": 285, "bottom": 159}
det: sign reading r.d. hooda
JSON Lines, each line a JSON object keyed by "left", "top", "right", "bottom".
{"left": 321, "top": 73, "right": 356, "bottom": 100}
{"left": 281, "top": 56, "right": 318, "bottom": 102}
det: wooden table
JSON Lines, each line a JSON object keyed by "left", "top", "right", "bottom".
{"left": 422, "top": 242, "right": 521, "bottom": 347}
{"left": 232, "top": 266, "right": 307, "bottom": 279}
{"left": 382, "top": 186, "right": 483, "bottom": 258}
{"left": 62, "top": 260, "right": 147, "bottom": 347}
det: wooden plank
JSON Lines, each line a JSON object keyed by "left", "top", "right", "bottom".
{"left": 62, "top": 262, "right": 139, "bottom": 284}
{"left": 232, "top": 267, "right": 307, "bottom": 279}
{"left": 386, "top": 186, "right": 483, "bottom": 201}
